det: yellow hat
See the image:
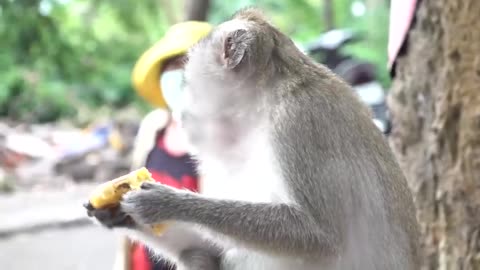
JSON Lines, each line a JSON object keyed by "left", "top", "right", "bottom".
{"left": 132, "top": 21, "right": 213, "bottom": 108}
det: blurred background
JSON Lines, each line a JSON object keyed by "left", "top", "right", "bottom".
{"left": 0, "top": 0, "right": 390, "bottom": 124}
{"left": 1, "top": 0, "right": 478, "bottom": 269}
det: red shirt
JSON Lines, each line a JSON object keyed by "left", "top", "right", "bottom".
{"left": 131, "top": 129, "right": 199, "bottom": 270}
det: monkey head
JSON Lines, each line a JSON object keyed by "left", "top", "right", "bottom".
{"left": 181, "top": 9, "right": 290, "bottom": 158}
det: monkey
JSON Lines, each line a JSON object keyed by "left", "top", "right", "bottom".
{"left": 86, "top": 7, "right": 420, "bottom": 270}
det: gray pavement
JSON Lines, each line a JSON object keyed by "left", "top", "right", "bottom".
{"left": 0, "top": 225, "right": 117, "bottom": 270}
{"left": 0, "top": 184, "right": 95, "bottom": 235}
{"left": 0, "top": 183, "right": 120, "bottom": 270}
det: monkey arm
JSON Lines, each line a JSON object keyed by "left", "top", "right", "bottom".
{"left": 179, "top": 199, "right": 337, "bottom": 257}
{"left": 121, "top": 182, "right": 339, "bottom": 258}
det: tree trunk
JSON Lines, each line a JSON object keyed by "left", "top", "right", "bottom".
{"left": 184, "top": 0, "right": 210, "bottom": 21}
{"left": 323, "top": 0, "right": 334, "bottom": 31}
{"left": 388, "top": 1, "right": 480, "bottom": 269}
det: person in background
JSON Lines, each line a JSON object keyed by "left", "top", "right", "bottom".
{"left": 112, "top": 21, "right": 213, "bottom": 270}
{"left": 387, "top": 0, "right": 418, "bottom": 75}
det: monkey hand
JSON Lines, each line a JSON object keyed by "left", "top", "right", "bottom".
{"left": 121, "top": 181, "right": 186, "bottom": 226}
{"left": 84, "top": 202, "right": 137, "bottom": 229}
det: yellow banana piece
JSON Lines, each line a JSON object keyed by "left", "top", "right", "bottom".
{"left": 88, "top": 167, "right": 169, "bottom": 235}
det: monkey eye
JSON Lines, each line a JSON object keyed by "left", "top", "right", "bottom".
{"left": 224, "top": 37, "right": 234, "bottom": 58}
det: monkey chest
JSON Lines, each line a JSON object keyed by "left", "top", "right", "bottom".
{"left": 221, "top": 249, "right": 316, "bottom": 270}
{"left": 199, "top": 152, "right": 291, "bottom": 203}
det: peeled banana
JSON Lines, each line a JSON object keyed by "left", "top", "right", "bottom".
{"left": 88, "top": 167, "right": 169, "bottom": 235}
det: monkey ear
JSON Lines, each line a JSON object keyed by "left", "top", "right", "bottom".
{"left": 223, "top": 29, "right": 249, "bottom": 69}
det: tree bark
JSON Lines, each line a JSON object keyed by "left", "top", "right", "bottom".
{"left": 184, "top": 0, "right": 210, "bottom": 21}
{"left": 388, "top": 1, "right": 480, "bottom": 269}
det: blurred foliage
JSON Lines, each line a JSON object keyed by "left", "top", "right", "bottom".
{"left": 0, "top": 0, "right": 391, "bottom": 123}
{"left": 340, "top": 2, "right": 391, "bottom": 87}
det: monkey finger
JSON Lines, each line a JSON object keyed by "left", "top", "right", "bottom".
{"left": 139, "top": 182, "right": 159, "bottom": 190}
{"left": 139, "top": 181, "right": 178, "bottom": 195}
{"left": 101, "top": 214, "right": 135, "bottom": 229}
{"left": 84, "top": 204, "right": 135, "bottom": 228}
{"left": 83, "top": 202, "right": 94, "bottom": 210}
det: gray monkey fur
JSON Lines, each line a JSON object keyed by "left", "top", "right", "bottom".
{"left": 87, "top": 8, "right": 421, "bottom": 270}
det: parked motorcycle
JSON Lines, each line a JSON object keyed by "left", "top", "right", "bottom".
{"left": 303, "top": 29, "right": 391, "bottom": 135}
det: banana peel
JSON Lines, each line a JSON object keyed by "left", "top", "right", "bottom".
{"left": 87, "top": 167, "right": 169, "bottom": 235}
